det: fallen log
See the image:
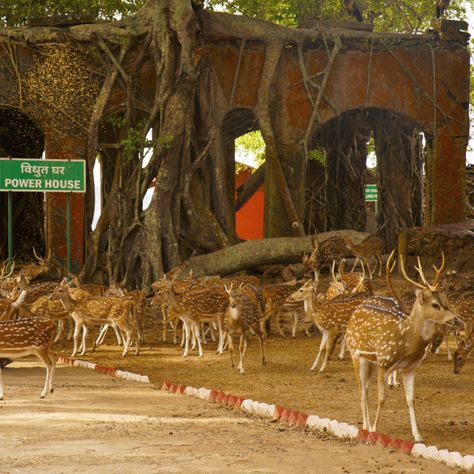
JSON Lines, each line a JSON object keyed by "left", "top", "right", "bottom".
{"left": 172, "top": 230, "right": 369, "bottom": 278}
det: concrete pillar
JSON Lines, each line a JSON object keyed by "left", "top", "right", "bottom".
{"left": 45, "top": 134, "right": 86, "bottom": 273}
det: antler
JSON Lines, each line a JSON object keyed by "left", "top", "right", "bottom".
{"left": 414, "top": 253, "right": 445, "bottom": 291}
{"left": 432, "top": 252, "right": 446, "bottom": 289}
{"left": 331, "top": 260, "right": 338, "bottom": 283}
{"left": 32, "top": 246, "right": 42, "bottom": 262}
{"left": 351, "top": 261, "right": 366, "bottom": 293}
{"left": 338, "top": 259, "right": 346, "bottom": 276}
{"left": 399, "top": 253, "right": 426, "bottom": 290}
{"left": 386, "top": 249, "right": 406, "bottom": 312}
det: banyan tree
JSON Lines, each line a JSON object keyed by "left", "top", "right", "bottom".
{"left": 0, "top": 0, "right": 469, "bottom": 287}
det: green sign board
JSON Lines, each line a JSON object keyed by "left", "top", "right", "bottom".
{"left": 365, "top": 184, "right": 378, "bottom": 202}
{"left": 0, "top": 158, "right": 86, "bottom": 193}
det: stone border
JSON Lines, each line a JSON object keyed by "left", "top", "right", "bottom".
{"left": 57, "top": 357, "right": 474, "bottom": 472}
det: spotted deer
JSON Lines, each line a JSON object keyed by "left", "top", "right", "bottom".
{"left": 0, "top": 318, "right": 57, "bottom": 399}
{"left": 19, "top": 287, "right": 91, "bottom": 343}
{"left": 19, "top": 247, "right": 52, "bottom": 282}
{"left": 0, "top": 290, "right": 28, "bottom": 321}
{"left": 345, "top": 252, "right": 456, "bottom": 442}
{"left": 261, "top": 282, "right": 306, "bottom": 338}
{"left": 224, "top": 283, "right": 266, "bottom": 374}
{"left": 153, "top": 277, "right": 228, "bottom": 357}
{"left": 50, "top": 282, "right": 139, "bottom": 357}
{"left": 303, "top": 236, "right": 348, "bottom": 280}
{"left": 453, "top": 329, "right": 473, "bottom": 374}
{"left": 344, "top": 234, "right": 384, "bottom": 278}
{"left": 288, "top": 273, "right": 369, "bottom": 372}
{"left": 450, "top": 296, "right": 474, "bottom": 339}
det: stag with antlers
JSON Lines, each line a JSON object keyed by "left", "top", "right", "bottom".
{"left": 345, "top": 252, "right": 456, "bottom": 442}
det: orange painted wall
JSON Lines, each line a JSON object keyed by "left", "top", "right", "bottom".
{"left": 235, "top": 169, "right": 264, "bottom": 240}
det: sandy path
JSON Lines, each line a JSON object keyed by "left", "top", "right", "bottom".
{"left": 0, "top": 362, "right": 455, "bottom": 473}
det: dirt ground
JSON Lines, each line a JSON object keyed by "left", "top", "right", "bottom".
{"left": 0, "top": 362, "right": 459, "bottom": 473}
{"left": 54, "top": 273, "right": 474, "bottom": 458}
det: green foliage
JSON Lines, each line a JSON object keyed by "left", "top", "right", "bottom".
{"left": 206, "top": 0, "right": 472, "bottom": 33}
{"left": 235, "top": 130, "right": 266, "bottom": 170}
{"left": 307, "top": 148, "right": 326, "bottom": 166}
{"left": 121, "top": 119, "right": 174, "bottom": 160}
{"left": 156, "top": 133, "right": 174, "bottom": 151}
{"left": 0, "top": 0, "right": 144, "bottom": 26}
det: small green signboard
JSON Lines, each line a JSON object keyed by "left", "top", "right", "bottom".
{"left": 0, "top": 158, "right": 86, "bottom": 193}
{"left": 365, "top": 184, "right": 378, "bottom": 202}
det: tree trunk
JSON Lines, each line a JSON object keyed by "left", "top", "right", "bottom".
{"left": 371, "top": 110, "right": 423, "bottom": 250}
{"left": 172, "top": 229, "right": 368, "bottom": 278}
{"left": 318, "top": 110, "right": 370, "bottom": 232}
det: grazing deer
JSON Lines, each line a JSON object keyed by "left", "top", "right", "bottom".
{"left": 224, "top": 283, "right": 266, "bottom": 374}
{"left": 154, "top": 277, "right": 228, "bottom": 357}
{"left": 453, "top": 329, "right": 473, "bottom": 374}
{"left": 50, "top": 282, "right": 139, "bottom": 357}
{"left": 345, "top": 252, "right": 455, "bottom": 442}
{"left": 0, "top": 290, "right": 28, "bottom": 321}
{"left": 70, "top": 275, "right": 108, "bottom": 296}
{"left": 261, "top": 282, "right": 305, "bottom": 338}
{"left": 344, "top": 234, "right": 383, "bottom": 278}
{"left": 288, "top": 274, "right": 368, "bottom": 372}
{"left": 450, "top": 296, "right": 474, "bottom": 339}
{"left": 303, "top": 236, "right": 348, "bottom": 280}
{"left": 430, "top": 324, "right": 455, "bottom": 361}
{"left": 0, "top": 318, "right": 57, "bottom": 399}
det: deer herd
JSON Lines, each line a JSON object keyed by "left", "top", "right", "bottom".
{"left": 0, "top": 234, "right": 473, "bottom": 442}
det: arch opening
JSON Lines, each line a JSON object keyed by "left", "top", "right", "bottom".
{"left": 222, "top": 108, "right": 265, "bottom": 241}
{"left": 306, "top": 107, "right": 428, "bottom": 249}
{"left": 0, "top": 108, "right": 46, "bottom": 262}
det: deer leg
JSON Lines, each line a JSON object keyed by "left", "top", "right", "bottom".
{"left": 182, "top": 320, "right": 190, "bottom": 357}
{"left": 401, "top": 370, "right": 422, "bottom": 442}
{"left": 388, "top": 370, "right": 399, "bottom": 388}
{"left": 193, "top": 320, "right": 204, "bottom": 357}
{"left": 310, "top": 330, "right": 327, "bottom": 371}
{"left": 0, "top": 366, "right": 4, "bottom": 400}
{"left": 201, "top": 323, "right": 208, "bottom": 344}
{"left": 238, "top": 333, "right": 248, "bottom": 374}
{"left": 373, "top": 367, "right": 388, "bottom": 432}
{"left": 364, "top": 258, "right": 374, "bottom": 280}
{"left": 445, "top": 336, "right": 452, "bottom": 361}
{"left": 48, "top": 350, "right": 57, "bottom": 393}
{"left": 113, "top": 324, "right": 123, "bottom": 346}
{"left": 377, "top": 254, "right": 383, "bottom": 277}
{"left": 319, "top": 332, "right": 337, "bottom": 372}
{"left": 161, "top": 305, "right": 168, "bottom": 342}
{"left": 257, "top": 332, "right": 266, "bottom": 366}
{"left": 36, "top": 349, "right": 53, "bottom": 399}
{"left": 71, "top": 321, "right": 82, "bottom": 357}
{"left": 358, "top": 357, "right": 373, "bottom": 431}
{"left": 54, "top": 320, "right": 63, "bottom": 343}
{"left": 96, "top": 324, "right": 108, "bottom": 345}
{"left": 291, "top": 313, "right": 298, "bottom": 338}
{"left": 80, "top": 325, "right": 89, "bottom": 355}
{"left": 275, "top": 309, "right": 286, "bottom": 338}
{"left": 228, "top": 334, "right": 234, "bottom": 367}
{"left": 338, "top": 334, "right": 346, "bottom": 360}
{"left": 216, "top": 317, "right": 224, "bottom": 355}
{"left": 180, "top": 321, "right": 186, "bottom": 347}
